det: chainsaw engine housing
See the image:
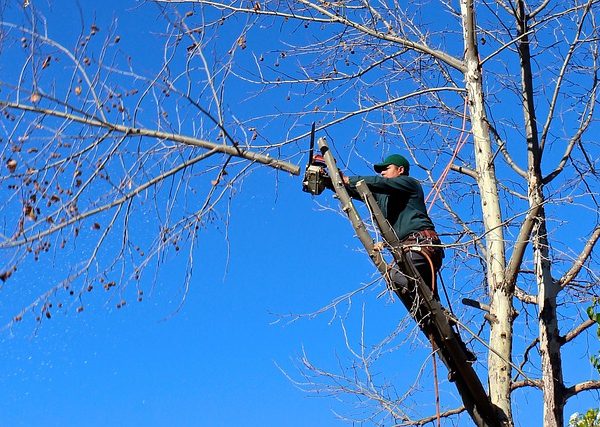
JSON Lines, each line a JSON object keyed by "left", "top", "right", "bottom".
{"left": 302, "top": 165, "right": 327, "bottom": 195}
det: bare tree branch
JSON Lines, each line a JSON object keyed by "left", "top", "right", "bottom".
{"left": 557, "top": 225, "right": 600, "bottom": 288}
{"left": 565, "top": 380, "right": 600, "bottom": 400}
{"left": 562, "top": 319, "right": 596, "bottom": 345}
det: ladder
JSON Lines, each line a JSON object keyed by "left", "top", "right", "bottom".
{"left": 316, "top": 137, "right": 501, "bottom": 427}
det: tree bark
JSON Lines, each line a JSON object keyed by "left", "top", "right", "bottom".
{"left": 460, "top": 1, "right": 511, "bottom": 423}
{"left": 515, "top": 1, "right": 565, "bottom": 424}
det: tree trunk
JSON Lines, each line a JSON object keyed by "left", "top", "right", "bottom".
{"left": 534, "top": 206, "right": 565, "bottom": 426}
{"left": 460, "top": 0, "right": 512, "bottom": 423}
{"left": 515, "top": 1, "right": 565, "bottom": 424}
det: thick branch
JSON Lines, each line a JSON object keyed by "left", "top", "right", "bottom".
{"left": 504, "top": 203, "right": 543, "bottom": 288}
{"left": 565, "top": 381, "right": 600, "bottom": 400}
{"left": 514, "top": 286, "right": 536, "bottom": 304}
{"left": 396, "top": 406, "right": 466, "bottom": 426}
{"left": 317, "top": 138, "right": 389, "bottom": 276}
{"left": 450, "top": 164, "right": 478, "bottom": 179}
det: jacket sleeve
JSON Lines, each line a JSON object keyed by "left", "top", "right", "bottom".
{"left": 348, "top": 175, "right": 415, "bottom": 196}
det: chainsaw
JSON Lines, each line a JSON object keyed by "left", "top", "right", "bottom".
{"left": 302, "top": 123, "right": 329, "bottom": 195}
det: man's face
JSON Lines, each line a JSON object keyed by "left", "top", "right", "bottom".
{"left": 381, "top": 164, "right": 404, "bottom": 178}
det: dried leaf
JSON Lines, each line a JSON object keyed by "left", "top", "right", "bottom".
{"left": 6, "top": 159, "right": 17, "bottom": 173}
{"left": 0, "top": 270, "right": 12, "bottom": 282}
{"left": 24, "top": 205, "right": 37, "bottom": 221}
{"left": 41, "top": 56, "right": 51, "bottom": 69}
{"left": 187, "top": 43, "right": 199, "bottom": 53}
{"left": 237, "top": 35, "right": 247, "bottom": 50}
{"left": 103, "top": 281, "right": 116, "bottom": 291}
{"left": 74, "top": 86, "right": 82, "bottom": 96}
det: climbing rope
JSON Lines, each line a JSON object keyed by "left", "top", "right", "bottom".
{"left": 426, "top": 96, "right": 470, "bottom": 211}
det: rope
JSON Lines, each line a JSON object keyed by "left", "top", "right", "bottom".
{"left": 438, "top": 271, "right": 455, "bottom": 319}
{"left": 426, "top": 96, "right": 470, "bottom": 210}
{"left": 432, "top": 346, "right": 442, "bottom": 427}
{"left": 417, "top": 248, "right": 442, "bottom": 427}
{"left": 421, "top": 99, "right": 469, "bottom": 426}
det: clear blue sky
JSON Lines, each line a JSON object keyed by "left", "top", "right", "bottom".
{"left": 0, "top": 1, "right": 598, "bottom": 426}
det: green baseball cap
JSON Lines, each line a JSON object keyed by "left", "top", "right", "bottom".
{"left": 373, "top": 154, "right": 410, "bottom": 174}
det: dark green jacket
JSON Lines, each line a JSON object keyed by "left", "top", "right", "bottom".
{"left": 347, "top": 175, "right": 435, "bottom": 241}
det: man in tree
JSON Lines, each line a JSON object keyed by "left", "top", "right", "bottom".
{"left": 338, "top": 154, "right": 478, "bottom": 368}
{"left": 340, "top": 154, "right": 444, "bottom": 296}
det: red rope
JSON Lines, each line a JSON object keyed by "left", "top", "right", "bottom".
{"left": 424, "top": 97, "right": 470, "bottom": 424}
{"left": 426, "top": 97, "right": 470, "bottom": 210}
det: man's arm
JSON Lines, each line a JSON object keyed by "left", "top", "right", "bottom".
{"left": 348, "top": 175, "right": 415, "bottom": 195}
